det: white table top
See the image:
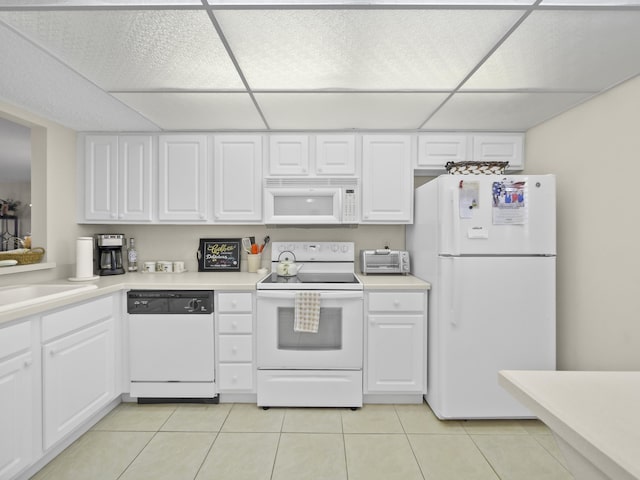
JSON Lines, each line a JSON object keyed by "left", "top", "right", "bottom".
{"left": 499, "top": 370, "right": 640, "bottom": 480}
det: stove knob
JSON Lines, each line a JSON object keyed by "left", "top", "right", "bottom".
{"left": 331, "top": 244, "right": 339, "bottom": 252}
{"left": 341, "top": 244, "right": 349, "bottom": 253}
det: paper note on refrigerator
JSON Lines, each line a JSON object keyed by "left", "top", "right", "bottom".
{"left": 492, "top": 180, "right": 527, "bottom": 225}
{"left": 459, "top": 181, "right": 479, "bottom": 219}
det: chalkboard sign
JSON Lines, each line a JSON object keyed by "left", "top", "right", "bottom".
{"left": 197, "top": 238, "right": 241, "bottom": 272}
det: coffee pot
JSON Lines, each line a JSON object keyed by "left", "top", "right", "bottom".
{"left": 95, "top": 234, "right": 125, "bottom": 276}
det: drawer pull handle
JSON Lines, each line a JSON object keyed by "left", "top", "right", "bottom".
{"left": 24, "top": 359, "right": 32, "bottom": 368}
{"left": 393, "top": 300, "right": 400, "bottom": 307}
{"left": 232, "top": 321, "right": 238, "bottom": 329}
{"left": 232, "top": 346, "right": 238, "bottom": 353}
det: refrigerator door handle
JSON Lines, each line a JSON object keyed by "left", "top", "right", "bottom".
{"left": 450, "top": 187, "right": 460, "bottom": 255}
{"left": 451, "top": 258, "right": 462, "bottom": 327}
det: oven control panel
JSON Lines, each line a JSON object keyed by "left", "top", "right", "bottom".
{"left": 271, "top": 242, "right": 354, "bottom": 262}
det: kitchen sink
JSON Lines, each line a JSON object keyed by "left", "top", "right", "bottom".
{"left": 0, "top": 283, "right": 98, "bottom": 313}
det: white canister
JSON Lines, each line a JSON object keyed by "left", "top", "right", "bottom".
{"left": 173, "top": 261, "right": 185, "bottom": 273}
{"left": 158, "top": 261, "right": 173, "bottom": 273}
{"left": 143, "top": 261, "right": 156, "bottom": 272}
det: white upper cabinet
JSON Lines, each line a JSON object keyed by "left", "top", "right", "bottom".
{"left": 416, "top": 132, "right": 524, "bottom": 173}
{"left": 268, "top": 135, "right": 309, "bottom": 175}
{"left": 472, "top": 134, "right": 524, "bottom": 169}
{"left": 417, "top": 133, "right": 468, "bottom": 169}
{"left": 213, "top": 135, "right": 263, "bottom": 223}
{"left": 84, "top": 135, "right": 118, "bottom": 221}
{"left": 83, "top": 135, "right": 152, "bottom": 222}
{"left": 158, "top": 135, "right": 208, "bottom": 222}
{"left": 315, "top": 134, "right": 357, "bottom": 176}
{"left": 361, "top": 135, "right": 413, "bottom": 224}
{"left": 118, "top": 136, "right": 153, "bottom": 222}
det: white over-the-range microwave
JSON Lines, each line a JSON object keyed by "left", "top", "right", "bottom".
{"left": 263, "top": 178, "right": 359, "bottom": 225}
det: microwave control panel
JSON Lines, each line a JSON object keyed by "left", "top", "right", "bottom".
{"left": 343, "top": 188, "right": 358, "bottom": 223}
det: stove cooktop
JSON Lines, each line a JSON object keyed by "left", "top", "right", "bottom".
{"left": 257, "top": 272, "right": 363, "bottom": 290}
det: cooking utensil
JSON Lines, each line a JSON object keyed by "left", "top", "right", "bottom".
{"left": 260, "top": 235, "right": 270, "bottom": 253}
{"left": 242, "top": 237, "right": 252, "bottom": 254}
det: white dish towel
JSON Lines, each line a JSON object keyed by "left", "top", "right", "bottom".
{"left": 294, "top": 291, "right": 321, "bottom": 333}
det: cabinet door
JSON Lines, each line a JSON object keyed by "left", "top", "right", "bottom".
{"left": 362, "top": 135, "right": 413, "bottom": 223}
{"left": 315, "top": 134, "right": 356, "bottom": 175}
{"left": 269, "top": 135, "right": 309, "bottom": 175}
{"left": 367, "top": 314, "right": 424, "bottom": 393}
{"left": 118, "top": 136, "right": 153, "bottom": 222}
{"left": 84, "top": 135, "right": 118, "bottom": 221}
{"left": 213, "top": 135, "right": 263, "bottom": 222}
{"left": 0, "top": 351, "right": 34, "bottom": 480}
{"left": 158, "top": 135, "right": 208, "bottom": 221}
{"left": 472, "top": 134, "right": 524, "bottom": 170}
{"left": 42, "top": 319, "right": 115, "bottom": 450}
{"left": 417, "top": 134, "right": 469, "bottom": 170}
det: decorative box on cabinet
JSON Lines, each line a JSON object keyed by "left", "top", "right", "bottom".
{"left": 213, "top": 135, "right": 263, "bottom": 223}
{"left": 366, "top": 291, "right": 426, "bottom": 395}
{"left": 361, "top": 135, "right": 413, "bottom": 223}
{"left": 0, "top": 321, "right": 36, "bottom": 480}
{"left": 216, "top": 292, "right": 255, "bottom": 392}
{"left": 83, "top": 135, "right": 153, "bottom": 222}
{"left": 158, "top": 135, "right": 208, "bottom": 222}
{"left": 41, "top": 295, "right": 117, "bottom": 450}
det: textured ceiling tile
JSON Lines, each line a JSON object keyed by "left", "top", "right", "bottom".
{"left": 0, "top": 23, "right": 159, "bottom": 131}
{"left": 423, "top": 91, "right": 594, "bottom": 130}
{"left": 0, "top": 10, "right": 243, "bottom": 90}
{"left": 216, "top": 9, "right": 524, "bottom": 90}
{"left": 113, "top": 92, "right": 266, "bottom": 130}
{"left": 255, "top": 92, "right": 448, "bottom": 129}
{"left": 464, "top": 10, "right": 640, "bottom": 91}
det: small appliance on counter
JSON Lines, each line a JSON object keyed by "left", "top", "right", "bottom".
{"left": 94, "top": 233, "right": 125, "bottom": 276}
{"left": 360, "top": 249, "right": 410, "bottom": 275}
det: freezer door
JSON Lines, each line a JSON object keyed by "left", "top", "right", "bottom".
{"left": 438, "top": 175, "right": 556, "bottom": 255}
{"left": 435, "top": 256, "right": 556, "bottom": 419}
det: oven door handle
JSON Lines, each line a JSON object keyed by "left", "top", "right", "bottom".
{"left": 256, "top": 291, "right": 363, "bottom": 300}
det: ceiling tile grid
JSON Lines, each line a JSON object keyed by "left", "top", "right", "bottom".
{"left": 1, "top": 2, "right": 640, "bottom": 131}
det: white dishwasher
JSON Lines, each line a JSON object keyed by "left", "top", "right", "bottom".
{"left": 127, "top": 290, "right": 217, "bottom": 402}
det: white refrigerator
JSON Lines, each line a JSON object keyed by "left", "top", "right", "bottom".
{"left": 406, "top": 174, "right": 556, "bottom": 419}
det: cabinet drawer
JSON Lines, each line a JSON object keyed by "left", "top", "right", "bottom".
{"left": 218, "top": 335, "right": 252, "bottom": 362}
{"left": 368, "top": 292, "right": 424, "bottom": 312}
{"left": 42, "top": 295, "right": 114, "bottom": 342}
{"left": 0, "top": 321, "right": 31, "bottom": 358}
{"left": 218, "top": 363, "right": 253, "bottom": 391}
{"left": 218, "top": 314, "right": 253, "bottom": 334}
{"left": 217, "top": 293, "right": 252, "bottom": 313}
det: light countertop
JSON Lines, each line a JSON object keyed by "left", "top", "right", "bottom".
{"left": 0, "top": 272, "right": 429, "bottom": 326}
{"left": 499, "top": 370, "right": 640, "bottom": 480}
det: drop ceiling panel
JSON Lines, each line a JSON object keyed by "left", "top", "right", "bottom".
{"left": 112, "top": 92, "right": 266, "bottom": 130}
{"left": 464, "top": 10, "right": 640, "bottom": 91}
{"left": 255, "top": 92, "right": 448, "bottom": 129}
{"left": 0, "top": 22, "right": 159, "bottom": 131}
{"left": 215, "top": 9, "right": 524, "bottom": 90}
{"left": 0, "top": 10, "right": 244, "bottom": 90}
{"left": 424, "top": 91, "right": 594, "bottom": 130}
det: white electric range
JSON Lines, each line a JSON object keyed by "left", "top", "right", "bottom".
{"left": 256, "top": 242, "right": 364, "bottom": 408}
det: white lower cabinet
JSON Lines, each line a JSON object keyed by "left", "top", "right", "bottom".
{"left": 216, "top": 292, "right": 254, "bottom": 393}
{"left": 366, "top": 291, "right": 426, "bottom": 394}
{"left": 41, "top": 296, "right": 117, "bottom": 450}
{"left": 0, "top": 321, "right": 36, "bottom": 480}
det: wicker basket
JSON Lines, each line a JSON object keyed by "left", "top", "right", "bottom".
{"left": 0, "top": 247, "right": 45, "bottom": 265}
{"left": 445, "top": 161, "right": 509, "bottom": 175}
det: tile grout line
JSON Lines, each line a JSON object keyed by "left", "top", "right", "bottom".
{"left": 394, "top": 404, "right": 429, "bottom": 480}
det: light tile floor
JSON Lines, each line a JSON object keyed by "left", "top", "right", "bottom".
{"left": 31, "top": 402, "right": 574, "bottom": 480}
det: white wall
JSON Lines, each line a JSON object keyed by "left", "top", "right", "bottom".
{"left": 526, "top": 75, "right": 640, "bottom": 371}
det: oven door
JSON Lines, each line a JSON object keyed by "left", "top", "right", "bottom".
{"left": 264, "top": 187, "right": 342, "bottom": 224}
{"left": 257, "top": 290, "right": 363, "bottom": 369}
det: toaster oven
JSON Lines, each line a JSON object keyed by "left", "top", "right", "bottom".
{"left": 360, "top": 249, "right": 410, "bottom": 275}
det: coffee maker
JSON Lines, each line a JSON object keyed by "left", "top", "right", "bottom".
{"left": 95, "top": 234, "right": 125, "bottom": 276}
